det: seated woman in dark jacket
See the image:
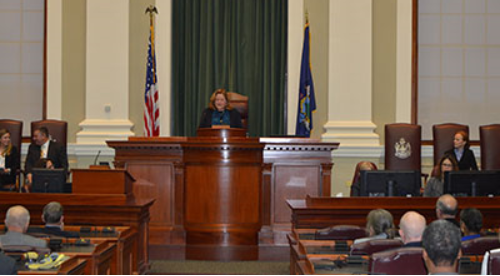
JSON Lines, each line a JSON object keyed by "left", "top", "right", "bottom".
{"left": 199, "top": 88, "right": 243, "bottom": 129}
{"left": 424, "top": 154, "right": 459, "bottom": 197}
{"left": 0, "top": 129, "right": 19, "bottom": 190}
{"left": 445, "top": 130, "right": 478, "bottom": 171}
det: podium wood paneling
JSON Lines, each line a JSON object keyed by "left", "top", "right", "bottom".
{"left": 107, "top": 137, "right": 338, "bottom": 253}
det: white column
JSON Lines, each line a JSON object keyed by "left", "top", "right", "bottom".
{"left": 286, "top": 0, "right": 305, "bottom": 135}
{"left": 77, "top": 0, "right": 134, "bottom": 144}
{"left": 321, "top": 0, "right": 379, "bottom": 147}
{"left": 46, "top": 0, "right": 63, "bottom": 119}
{"left": 156, "top": 0, "right": 172, "bottom": 136}
{"left": 395, "top": 0, "right": 413, "bottom": 123}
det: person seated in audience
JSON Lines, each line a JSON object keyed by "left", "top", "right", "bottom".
{"left": 350, "top": 161, "right": 377, "bottom": 196}
{"left": 424, "top": 154, "right": 459, "bottom": 197}
{"left": 0, "top": 129, "right": 20, "bottom": 191}
{"left": 0, "top": 205, "right": 47, "bottom": 248}
{"left": 28, "top": 202, "right": 79, "bottom": 238}
{"left": 24, "top": 126, "right": 68, "bottom": 187}
{"left": 198, "top": 88, "right": 243, "bottom": 129}
{"left": 399, "top": 211, "right": 426, "bottom": 247}
{"left": 354, "top": 209, "right": 394, "bottom": 244}
{"left": 422, "top": 220, "right": 462, "bottom": 275}
{"left": 444, "top": 130, "right": 478, "bottom": 171}
{"left": 0, "top": 248, "right": 16, "bottom": 275}
{"left": 436, "top": 194, "right": 460, "bottom": 228}
{"left": 460, "top": 208, "right": 483, "bottom": 242}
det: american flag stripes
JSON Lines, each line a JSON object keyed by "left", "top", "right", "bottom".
{"left": 144, "top": 17, "right": 160, "bottom": 137}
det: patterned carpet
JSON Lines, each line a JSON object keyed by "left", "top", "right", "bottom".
{"left": 149, "top": 260, "right": 290, "bottom": 275}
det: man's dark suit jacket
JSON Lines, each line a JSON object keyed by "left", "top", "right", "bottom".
{"left": 0, "top": 146, "right": 19, "bottom": 186}
{"left": 25, "top": 140, "right": 68, "bottom": 174}
{"left": 28, "top": 226, "right": 79, "bottom": 238}
{"left": 445, "top": 148, "right": 478, "bottom": 171}
{"left": 0, "top": 251, "right": 16, "bottom": 275}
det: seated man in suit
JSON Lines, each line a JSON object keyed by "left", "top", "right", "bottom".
{"left": 436, "top": 194, "right": 460, "bottom": 228}
{"left": 460, "top": 208, "right": 482, "bottom": 241}
{"left": 399, "top": 211, "right": 426, "bottom": 247}
{"left": 0, "top": 205, "right": 47, "bottom": 248}
{"left": 29, "top": 202, "right": 79, "bottom": 238}
{"left": 25, "top": 126, "right": 68, "bottom": 185}
{"left": 422, "top": 220, "right": 461, "bottom": 275}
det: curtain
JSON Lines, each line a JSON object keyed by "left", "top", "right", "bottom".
{"left": 172, "top": 0, "right": 287, "bottom": 137}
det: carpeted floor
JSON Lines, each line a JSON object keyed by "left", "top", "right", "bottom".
{"left": 149, "top": 260, "right": 290, "bottom": 275}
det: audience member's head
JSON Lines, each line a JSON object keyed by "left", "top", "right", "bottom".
{"left": 422, "top": 220, "right": 461, "bottom": 274}
{"left": 434, "top": 154, "right": 459, "bottom": 180}
{"left": 4, "top": 205, "right": 31, "bottom": 233}
{"left": 436, "top": 194, "right": 458, "bottom": 220}
{"left": 460, "top": 208, "right": 483, "bottom": 237}
{"left": 399, "top": 211, "right": 426, "bottom": 245}
{"left": 366, "top": 209, "right": 394, "bottom": 238}
{"left": 33, "top": 127, "right": 50, "bottom": 146}
{"left": 42, "top": 201, "right": 64, "bottom": 228}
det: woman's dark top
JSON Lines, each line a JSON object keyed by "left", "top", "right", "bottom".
{"left": 351, "top": 181, "right": 361, "bottom": 197}
{"left": 198, "top": 108, "right": 243, "bottom": 129}
{"left": 444, "top": 148, "right": 478, "bottom": 171}
{"left": 0, "top": 146, "right": 19, "bottom": 186}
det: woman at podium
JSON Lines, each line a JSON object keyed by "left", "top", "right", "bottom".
{"left": 198, "top": 88, "right": 243, "bottom": 128}
{"left": 0, "top": 129, "right": 19, "bottom": 190}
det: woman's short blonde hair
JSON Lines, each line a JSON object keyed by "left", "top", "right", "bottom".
{"left": 208, "top": 88, "right": 233, "bottom": 110}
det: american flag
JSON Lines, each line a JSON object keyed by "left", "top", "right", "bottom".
{"left": 144, "top": 20, "right": 160, "bottom": 137}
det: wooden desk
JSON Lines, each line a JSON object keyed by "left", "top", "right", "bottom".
{"left": 17, "top": 256, "right": 87, "bottom": 275}
{"left": 57, "top": 240, "right": 116, "bottom": 275}
{"left": 288, "top": 196, "right": 500, "bottom": 229}
{"left": 108, "top": 137, "right": 338, "bottom": 260}
{"left": 0, "top": 192, "right": 153, "bottom": 274}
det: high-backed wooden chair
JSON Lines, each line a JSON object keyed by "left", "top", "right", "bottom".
{"left": 227, "top": 92, "right": 248, "bottom": 129}
{"left": 31, "top": 119, "right": 68, "bottom": 147}
{"left": 432, "top": 123, "right": 469, "bottom": 166}
{"left": 385, "top": 123, "right": 422, "bottom": 171}
{"left": 0, "top": 119, "right": 23, "bottom": 189}
{"left": 370, "top": 247, "right": 427, "bottom": 275}
{"left": 488, "top": 249, "right": 500, "bottom": 275}
{"left": 480, "top": 124, "right": 500, "bottom": 170}
{"left": 461, "top": 237, "right": 500, "bottom": 256}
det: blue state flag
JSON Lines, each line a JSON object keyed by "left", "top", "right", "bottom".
{"left": 295, "top": 23, "right": 316, "bottom": 137}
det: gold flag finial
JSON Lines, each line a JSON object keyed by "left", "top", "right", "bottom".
{"left": 145, "top": 5, "right": 158, "bottom": 16}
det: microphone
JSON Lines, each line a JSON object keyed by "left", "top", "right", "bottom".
{"left": 93, "top": 150, "right": 101, "bottom": 166}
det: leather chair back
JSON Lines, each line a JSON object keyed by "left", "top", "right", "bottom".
{"left": 227, "top": 92, "right": 248, "bottom": 129}
{"left": 315, "top": 225, "right": 366, "bottom": 240}
{"left": 385, "top": 124, "right": 421, "bottom": 171}
{"left": 351, "top": 239, "right": 404, "bottom": 255}
{"left": 480, "top": 124, "right": 500, "bottom": 170}
{"left": 432, "top": 123, "right": 469, "bottom": 166}
{"left": 370, "top": 247, "right": 427, "bottom": 275}
{"left": 0, "top": 119, "right": 23, "bottom": 162}
{"left": 488, "top": 250, "right": 500, "bottom": 275}
{"left": 31, "top": 120, "right": 68, "bottom": 147}
{"left": 461, "top": 237, "right": 500, "bottom": 256}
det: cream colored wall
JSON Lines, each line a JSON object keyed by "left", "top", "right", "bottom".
{"left": 372, "top": 0, "right": 397, "bottom": 143}
{"left": 129, "top": 0, "right": 155, "bottom": 137}
{"left": 61, "top": 0, "right": 86, "bottom": 143}
{"left": 304, "top": 0, "right": 329, "bottom": 139}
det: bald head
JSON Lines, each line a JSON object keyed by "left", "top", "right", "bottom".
{"left": 436, "top": 194, "right": 458, "bottom": 219}
{"left": 5, "top": 205, "right": 31, "bottom": 233}
{"left": 399, "top": 211, "right": 427, "bottom": 244}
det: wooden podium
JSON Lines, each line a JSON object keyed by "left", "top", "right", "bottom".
{"left": 72, "top": 168, "right": 135, "bottom": 196}
{"left": 183, "top": 128, "right": 264, "bottom": 259}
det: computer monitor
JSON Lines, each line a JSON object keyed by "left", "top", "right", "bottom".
{"left": 359, "top": 170, "right": 421, "bottom": 197}
{"left": 32, "top": 168, "right": 66, "bottom": 193}
{"left": 443, "top": 170, "right": 500, "bottom": 197}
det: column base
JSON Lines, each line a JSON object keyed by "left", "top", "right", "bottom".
{"left": 77, "top": 119, "right": 134, "bottom": 144}
{"left": 321, "top": 120, "right": 380, "bottom": 147}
